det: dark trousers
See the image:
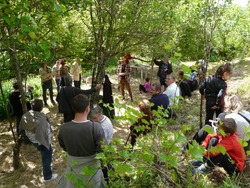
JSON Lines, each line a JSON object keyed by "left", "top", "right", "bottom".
{"left": 206, "top": 154, "right": 238, "bottom": 176}
{"left": 74, "top": 80, "right": 81, "bottom": 88}
{"left": 42, "top": 83, "right": 54, "bottom": 105}
{"left": 205, "top": 100, "right": 223, "bottom": 125}
{"left": 33, "top": 143, "right": 53, "bottom": 180}
{"left": 139, "top": 84, "right": 146, "bottom": 93}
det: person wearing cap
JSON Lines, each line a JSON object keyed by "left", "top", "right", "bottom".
{"left": 39, "top": 62, "right": 56, "bottom": 106}
{"left": 56, "top": 75, "right": 102, "bottom": 123}
{"left": 154, "top": 56, "right": 173, "bottom": 91}
{"left": 117, "top": 57, "right": 133, "bottom": 102}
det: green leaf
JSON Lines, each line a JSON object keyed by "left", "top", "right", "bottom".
{"left": 28, "top": 32, "right": 37, "bottom": 39}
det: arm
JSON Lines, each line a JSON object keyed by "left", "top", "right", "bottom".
{"left": 94, "top": 124, "right": 105, "bottom": 153}
{"left": 57, "top": 130, "right": 67, "bottom": 151}
{"left": 79, "top": 84, "right": 101, "bottom": 95}
{"left": 215, "top": 82, "right": 227, "bottom": 107}
{"left": 154, "top": 59, "right": 162, "bottom": 66}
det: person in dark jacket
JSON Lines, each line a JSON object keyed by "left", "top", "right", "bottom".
{"left": 56, "top": 75, "right": 101, "bottom": 123}
{"left": 149, "top": 82, "right": 170, "bottom": 119}
{"left": 101, "top": 75, "right": 115, "bottom": 119}
{"left": 154, "top": 56, "right": 173, "bottom": 91}
{"left": 199, "top": 63, "right": 233, "bottom": 125}
{"left": 177, "top": 70, "right": 191, "bottom": 98}
{"left": 9, "top": 81, "right": 31, "bottom": 136}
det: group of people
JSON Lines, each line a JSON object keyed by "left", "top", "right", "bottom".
{"left": 118, "top": 55, "right": 249, "bottom": 178}
{"left": 39, "top": 58, "right": 82, "bottom": 106}
{"left": 8, "top": 54, "right": 250, "bottom": 186}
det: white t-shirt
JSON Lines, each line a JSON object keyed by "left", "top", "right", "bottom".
{"left": 100, "top": 115, "right": 113, "bottom": 145}
{"left": 163, "top": 82, "right": 181, "bottom": 106}
{"left": 225, "top": 110, "right": 250, "bottom": 141}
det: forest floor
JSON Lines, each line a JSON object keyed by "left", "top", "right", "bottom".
{"left": 0, "top": 59, "right": 250, "bottom": 188}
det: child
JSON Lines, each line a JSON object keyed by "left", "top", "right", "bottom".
{"left": 192, "top": 118, "right": 246, "bottom": 176}
{"left": 199, "top": 63, "right": 233, "bottom": 125}
{"left": 139, "top": 77, "right": 151, "bottom": 93}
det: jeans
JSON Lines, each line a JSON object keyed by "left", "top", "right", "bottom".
{"left": 33, "top": 143, "right": 53, "bottom": 180}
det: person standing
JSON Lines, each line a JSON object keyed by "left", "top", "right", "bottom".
{"left": 60, "top": 58, "right": 69, "bottom": 87}
{"left": 19, "top": 99, "right": 58, "bottom": 181}
{"left": 9, "top": 81, "right": 31, "bottom": 136}
{"left": 39, "top": 62, "right": 56, "bottom": 106}
{"left": 52, "top": 60, "right": 61, "bottom": 94}
{"left": 164, "top": 74, "right": 181, "bottom": 106}
{"left": 117, "top": 57, "right": 133, "bottom": 102}
{"left": 56, "top": 75, "right": 102, "bottom": 123}
{"left": 71, "top": 58, "right": 82, "bottom": 88}
{"left": 154, "top": 56, "right": 173, "bottom": 91}
{"left": 57, "top": 94, "right": 105, "bottom": 188}
{"left": 199, "top": 63, "right": 233, "bottom": 125}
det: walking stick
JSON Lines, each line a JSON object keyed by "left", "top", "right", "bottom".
{"left": 199, "top": 94, "right": 203, "bottom": 129}
{"left": 125, "top": 131, "right": 132, "bottom": 145}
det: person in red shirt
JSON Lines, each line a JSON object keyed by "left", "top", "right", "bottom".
{"left": 192, "top": 118, "right": 246, "bottom": 176}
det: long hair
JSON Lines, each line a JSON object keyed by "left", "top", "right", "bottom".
{"left": 215, "top": 62, "right": 233, "bottom": 77}
{"left": 225, "top": 94, "right": 244, "bottom": 113}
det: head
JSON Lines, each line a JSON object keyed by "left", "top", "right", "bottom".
{"left": 163, "top": 56, "right": 169, "bottom": 64}
{"left": 32, "top": 99, "right": 43, "bottom": 112}
{"left": 165, "top": 74, "right": 176, "bottom": 86}
{"left": 178, "top": 71, "right": 184, "bottom": 80}
{"left": 60, "top": 58, "right": 66, "bottom": 65}
{"left": 56, "top": 60, "right": 60, "bottom": 66}
{"left": 224, "top": 94, "right": 244, "bottom": 113}
{"left": 41, "top": 62, "right": 47, "bottom": 68}
{"left": 217, "top": 118, "right": 237, "bottom": 137}
{"left": 13, "top": 81, "right": 19, "bottom": 90}
{"left": 71, "top": 94, "right": 90, "bottom": 114}
{"left": 145, "top": 77, "right": 150, "bottom": 82}
{"left": 215, "top": 63, "right": 233, "bottom": 81}
{"left": 88, "top": 105, "right": 103, "bottom": 122}
{"left": 119, "top": 57, "right": 126, "bottom": 65}
{"left": 150, "top": 82, "right": 161, "bottom": 96}
{"left": 138, "top": 100, "right": 151, "bottom": 114}
{"left": 64, "top": 75, "right": 72, "bottom": 86}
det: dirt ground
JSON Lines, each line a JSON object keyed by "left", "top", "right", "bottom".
{"left": 0, "top": 60, "right": 250, "bottom": 187}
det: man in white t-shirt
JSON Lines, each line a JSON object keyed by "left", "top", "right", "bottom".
{"left": 163, "top": 74, "right": 181, "bottom": 106}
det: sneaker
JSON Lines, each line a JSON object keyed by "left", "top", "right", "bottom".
{"left": 191, "top": 160, "right": 203, "bottom": 168}
{"left": 44, "top": 173, "right": 58, "bottom": 182}
{"left": 191, "top": 164, "right": 213, "bottom": 174}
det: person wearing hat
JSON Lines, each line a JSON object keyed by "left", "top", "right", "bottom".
{"left": 39, "top": 62, "right": 56, "bottom": 106}
{"left": 154, "top": 56, "right": 173, "bottom": 91}
{"left": 117, "top": 57, "right": 133, "bottom": 102}
{"left": 56, "top": 75, "right": 102, "bottom": 123}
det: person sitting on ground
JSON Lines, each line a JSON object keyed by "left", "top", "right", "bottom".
{"left": 149, "top": 82, "right": 170, "bottom": 119}
{"left": 129, "top": 100, "right": 153, "bottom": 146}
{"left": 139, "top": 77, "right": 151, "bottom": 93}
{"left": 177, "top": 71, "right": 191, "bottom": 98}
{"left": 199, "top": 62, "right": 233, "bottom": 126}
{"left": 56, "top": 75, "right": 102, "bottom": 123}
{"left": 154, "top": 56, "right": 173, "bottom": 91}
{"left": 19, "top": 99, "right": 58, "bottom": 181}
{"left": 57, "top": 94, "right": 105, "bottom": 188}
{"left": 191, "top": 118, "right": 246, "bottom": 176}
{"left": 163, "top": 74, "right": 181, "bottom": 106}
{"left": 184, "top": 94, "right": 250, "bottom": 152}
